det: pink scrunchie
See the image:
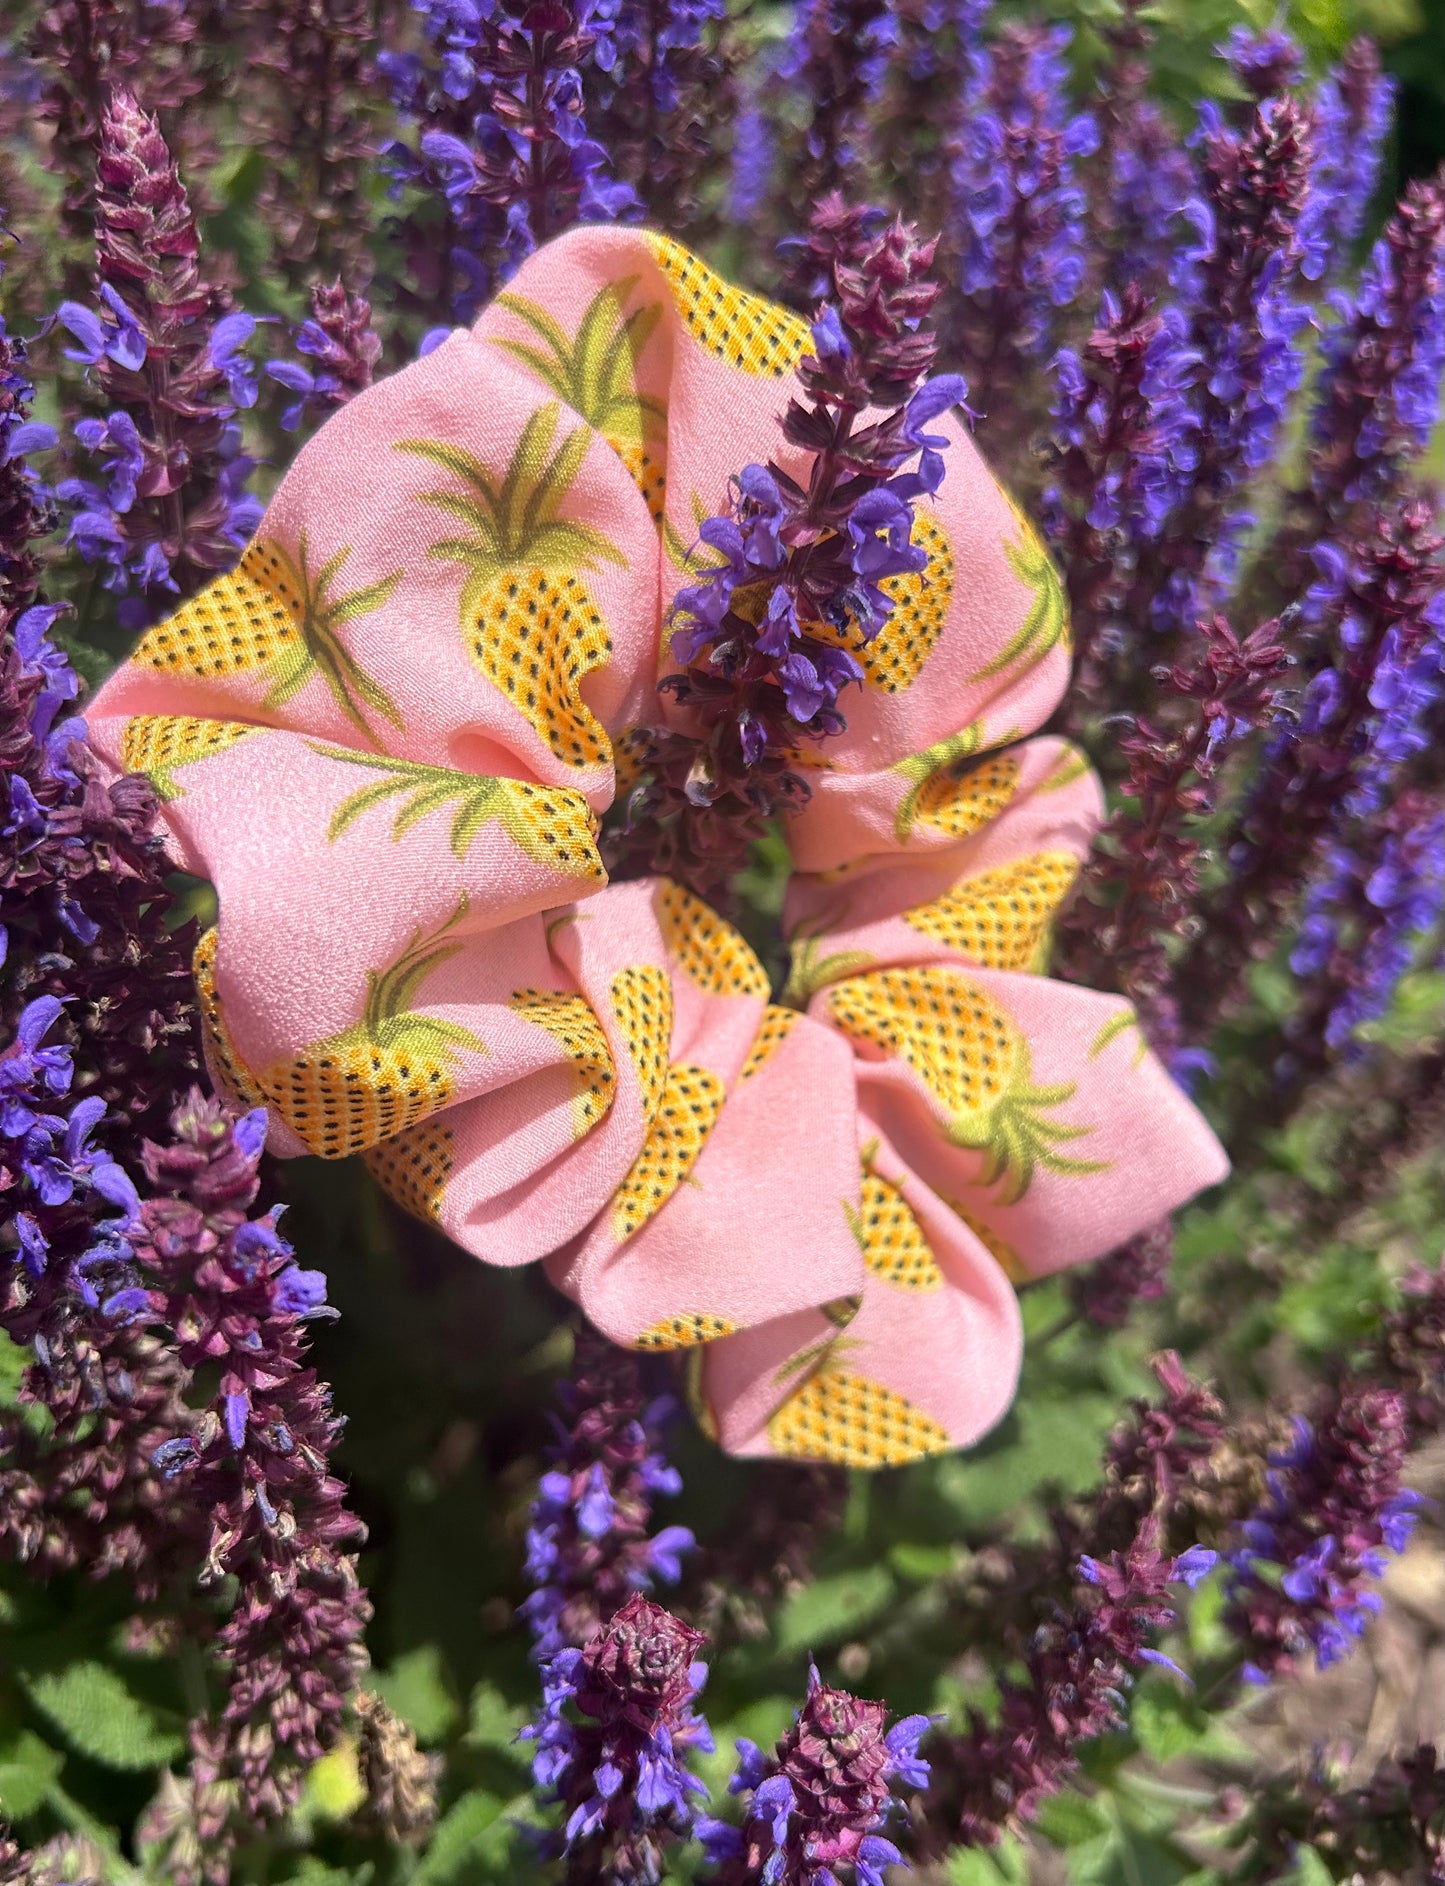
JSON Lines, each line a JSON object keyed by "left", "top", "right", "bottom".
{"left": 89, "top": 227, "right": 1227, "bottom": 1469}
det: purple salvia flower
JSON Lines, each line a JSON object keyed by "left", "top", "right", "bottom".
{"left": 267, "top": 276, "right": 383, "bottom": 430}
{"left": 1223, "top": 1380, "right": 1418, "bottom": 1682}
{"left": 384, "top": 0, "right": 639, "bottom": 325}
{"left": 1041, "top": 284, "right": 1201, "bottom": 695}
{"left": 1308, "top": 175, "right": 1445, "bottom": 522}
{"left": 1222, "top": 23, "right": 1304, "bottom": 102}
{"left": 1104, "top": 100, "right": 1196, "bottom": 300}
{"left": 607, "top": 202, "right": 963, "bottom": 902}
{"left": 1181, "top": 495, "right": 1442, "bottom": 1037}
{"left": 0, "top": 296, "right": 54, "bottom": 621}
{"left": 1083, "top": 2, "right": 1196, "bottom": 303}
{"left": 25, "top": 0, "right": 205, "bottom": 259}
{"left": 1056, "top": 612, "right": 1291, "bottom": 1061}
{"left": 701, "top": 1665, "right": 929, "bottom": 1886}
{"left": 1068, "top": 1220, "right": 1175, "bottom": 1332}
{"left": 1233, "top": 1744, "right": 1445, "bottom": 1883}
{"left": 0, "top": 1008, "right": 193, "bottom": 1588}
{"left": 243, "top": 0, "right": 376, "bottom": 287}
{"left": 1285, "top": 787, "right": 1444, "bottom": 1070}
{"left": 132, "top": 1092, "right": 370, "bottom": 1859}
{"left": 729, "top": 89, "right": 775, "bottom": 225}
{"left": 522, "top": 1326, "right": 694, "bottom": 1661}
{"left": 587, "top": 0, "right": 726, "bottom": 229}
{"left": 53, "top": 90, "right": 261, "bottom": 627}
{"left": 926, "top": 1533, "right": 1210, "bottom": 1841}
{"left": 1130, "top": 91, "right": 1313, "bottom": 637}
{"left": 772, "top": 0, "right": 896, "bottom": 301}
{"left": 1, "top": 599, "right": 201, "bottom": 1139}
{"left": 870, "top": 0, "right": 987, "bottom": 233}
{"left": 1297, "top": 38, "right": 1395, "bottom": 285}
{"left": 525, "top": 1593, "right": 712, "bottom": 1881}
{"left": 944, "top": 21, "right": 1098, "bottom": 443}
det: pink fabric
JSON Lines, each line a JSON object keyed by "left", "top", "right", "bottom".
{"left": 87, "top": 226, "right": 1227, "bottom": 1469}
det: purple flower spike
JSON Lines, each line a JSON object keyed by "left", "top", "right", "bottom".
{"left": 607, "top": 200, "right": 961, "bottom": 903}
{"left": 55, "top": 91, "right": 262, "bottom": 625}
{"left": 707, "top": 1665, "right": 929, "bottom": 1886}
{"left": 522, "top": 1327, "right": 694, "bottom": 1660}
{"left": 1223, "top": 1380, "right": 1418, "bottom": 1682}
{"left": 525, "top": 1593, "right": 712, "bottom": 1881}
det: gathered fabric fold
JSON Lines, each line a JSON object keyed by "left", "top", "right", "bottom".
{"left": 87, "top": 225, "right": 1227, "bottom": 1468}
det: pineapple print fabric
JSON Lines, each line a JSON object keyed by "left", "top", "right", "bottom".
{"left": 86, "top": 226, "right": 1229, "bottom": 1471}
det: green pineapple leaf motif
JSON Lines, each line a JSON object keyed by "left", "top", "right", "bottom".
{"left": 260, "top": 534, "right": 404, "bottom": 742}
{"left": 360, "top": 894, "right": 486, "bottom": 1060}
{"left": 494, "top": 278, "right": 666, "bottom": 445}
{"left": 782, "top": 931, "right": 876, "bottom": 1008}
{"left": 1038, "top": 742, "right": 1092, "bottom": 794}
{"left": 944, "top": 1040, "right": 1107, "bottom": 1206}
{"left": 892, "top": 722, "right": 985, "bottom": 841}
{"left": 970, "top": 504, "right": 1070, "bottom": 684}
{"left": 1089, "top": 1007, "right": 1149, "bottom": 1067}
{"left": 397, "top": 402, "right": 629, "bottom": 621}
{"left": 310, "top": 743, "right": 601, "bottom": 878}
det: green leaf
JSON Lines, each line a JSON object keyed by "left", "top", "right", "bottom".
{"left": 21, "top": 1662, "right": 184, "bottom": 1772}
{"left": 411, "top": 1788, "right": 513, "bottom": 1884}
{"left": 0, "top": 1335, "right": 27, "bottom": 1409}
{"left": 300, "top": 1739, "right": 366, "bottom": 1821}
{"left": 464, "top": 1682, "right": 530, "bottom": 1762}
{"left": 288, "top": 1862, "right": 375, "bottom": 1886}
{"left": 370, "top": 1645, "right": 460, "bottom": 1747}
{"left": 0, "top": 1727, "right": 63, "bottom": 1817}
{"left": 1131, "top": 1684, "right": 1210, "bottom": 1764}
{"left": 1286, "top": 1848, "right": 1336, "bottom": 1886}
{"left": 934, "top": 1394, "right": 1119, "bottom": 1529}
{"left": 1034, "top": 1790, "right": 1110, "bottom": 1848}
{"left": 888, "top": 1542, "right": 958, "bottom": 1582}
{"left": 772, "top": 1564, "right": 896, "bottom": 1655}
{"left": 944, "top": 1835, "right": 1028, "bottom": 1886}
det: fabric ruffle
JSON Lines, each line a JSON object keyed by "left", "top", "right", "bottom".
{"left": 87, "top": 225, "right": 1227, "bottom": 1468}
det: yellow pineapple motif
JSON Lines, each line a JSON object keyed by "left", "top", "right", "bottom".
{"left": 643, "top": 233, "right": 812, "bottom": 378}
{"left": 612, "top": 725, "right": 654, "bottom": 796}
{"left": 768, "top": 1366, "right": 949, "bottom": 1468}
{"left": 609, "top": 965, "right": 674, "bottom": 1123}
{"left": 494, "top": 280, "right": 669, "bottom": 525}
{"left": 131, "top": 536, "right": 405, "bottom": 742}
{"left": 263, "top": 899, "right": 485, "bottom": 1159}
{"left": 510, "top": 988, "right": 617, "bottom": 1138}
{"left": 630, "top": 1312, "right": 739, "bottom": 1351}
{"left": 193, "top": 928, "right": 267, "bottom": 1111}
{"left": 310, "top": 742, "right": 602, "bottom": 880}
{"left": 827, "top": 966, "right": 1105, "bottom": 1204}
{"left": 121, "top": 714, "right": 260, "bottom": 801}
{"left": 399, "top": 404, "right": 627, "bottom": 770}
{"left": 902, "top": 852, "right": 1080, "bottom": 970}
{"left": 611, "top": 1062, "right": 723, "bottom": 1241}
{"left": 972, "top": 497, "right": 1070, "bottom": 683}
{"left": 656, "top": 881, "right": 769, "bottom": 998}
{"left": 893, "top": 724, "right": 994, "bottom": 841}
{"left": 616, "top": 441, "right": 667, "bottom": 527}
{"left": 812, "top": 513, "right": 955, "bottom": 693}
{"left": 364, "top": 1121, "right": 455, "bottom": 1227}
{"left": 903, "top": 749, "right": 1022, "bottom": 844}
{"left": 739, "top": 1004, "right": 799, "bottom": 1081}
{"left": 848, "top": 1172, "right": 943, "bottom": 1292}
